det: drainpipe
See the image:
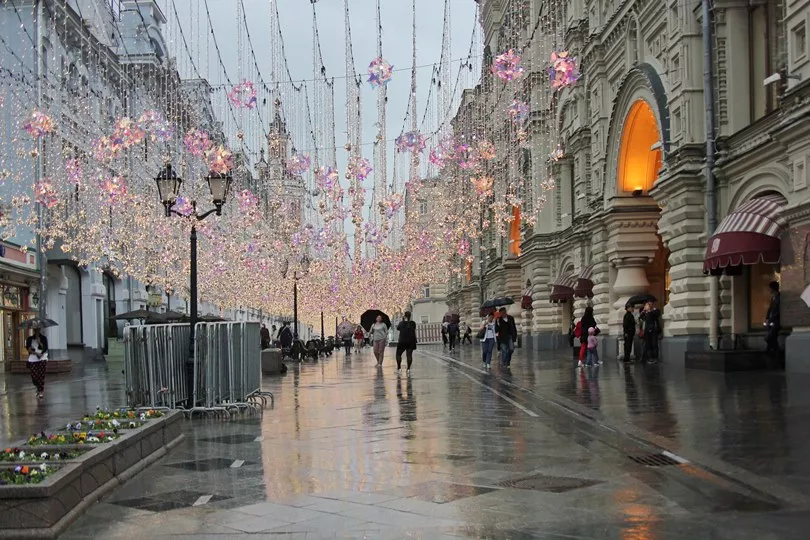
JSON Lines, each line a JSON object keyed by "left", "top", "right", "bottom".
{"left": 35, "top": 0, "right": 47, "bottom": 321}
{"left": 702, "top": 0, "right": 719, "bottom": 349}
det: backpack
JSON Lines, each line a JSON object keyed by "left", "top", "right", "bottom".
{"left": 573, "top": 321, "right": 582, "bottom": 339}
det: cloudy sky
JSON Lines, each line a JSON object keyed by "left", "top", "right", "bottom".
{"left": 165, "top": 0, "right": 481, "bottom": 240}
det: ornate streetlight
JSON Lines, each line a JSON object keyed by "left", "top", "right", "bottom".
{"left": 155, "top": 163, "right": 232, "bottom": 407}
{"left": 282, "top": 254, "right": 310, "bottom": 340}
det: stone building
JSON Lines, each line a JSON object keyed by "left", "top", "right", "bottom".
{"left": 448, "top": 0, "right": 810, "bottom": 371}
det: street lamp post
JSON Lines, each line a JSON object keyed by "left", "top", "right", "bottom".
{"left": 282, "top": 255, "right": 310, "bottom": 342}
{"left": 155, "top": 163, "right": 232, "bottom": 408}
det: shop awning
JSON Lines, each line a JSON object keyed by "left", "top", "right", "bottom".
{"left": 574, "top": 264, "right": 594, "bottom": 298}
{"left": 703, "top": 195, "right": 787, "bottom": 275}
{"left": 549, "top": 273, "right": 576, "bottom": 303}
{"left": 521, "top": 286, "right": 533, "bottom": 309}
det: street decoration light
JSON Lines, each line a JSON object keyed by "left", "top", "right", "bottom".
{"left": 155, "top": 162, "right": 232, "bottom": 408}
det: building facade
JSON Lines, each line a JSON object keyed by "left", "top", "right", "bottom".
{"left": 0, "top": 0, "right": 276, "bottom": 370}
{"left": 448, "top": 0, "right": 810, "bottom": 371}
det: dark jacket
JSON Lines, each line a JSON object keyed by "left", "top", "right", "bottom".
{"left": 495, "top": 315, "right": 517, "bottom": 345}
{"left": 766, "top": 293, "right": 780, "bottom": 327}
{"left": 447, "top": 322, "right": 459, "bottom": 336}
{"left": 25, "top": 333, "right": 48, "bottom": 354}
{"left": 579, "top": 314, "right": 596, "bottom": 344}
{"left": 397, "top": 320, "right": 417, "bottom": 349}
{"left": 623, "top": 312, "right": 636, "bottom": 336}
{"left": 279, "top": 326, "right": 293, "bottom": 348}
{"left": 640, "top": 308, "right": 661, "bottom": 335}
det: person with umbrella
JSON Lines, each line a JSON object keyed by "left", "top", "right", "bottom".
{"left": 369, "top": 315, "right": 389, "bottom": 366}
{"left": 639, "top": 300, "right": 662, "bottom": 364}
{"left": 25, "top": 324, "right": 49, "bottom": 399}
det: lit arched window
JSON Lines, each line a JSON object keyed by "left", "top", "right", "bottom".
{"left": 618, "top": 99, "right": 662, "bottom": 194}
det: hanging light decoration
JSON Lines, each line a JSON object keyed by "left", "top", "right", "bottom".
{"left": 227, "top": 80, "right": 258, "bottom": 108}
{"left": 367, "top": 57, "right": 394, "bottom": 87}
{"left": 507, "top": 100, "right": 530, "bottom": 125}
{"left": 287, "top": 153, "right": 311, "bottom": 176}
{"left": 548, "top": 51, "right": 580, "bottom": 90}
{"left": 22, "top": 110, "right": 55, "bottom": 137}
{"left": 491, "top": 49, "right": 525, "bottom": 81}
{"left": 394, "top": 131, "right": 427, "bottom": 154}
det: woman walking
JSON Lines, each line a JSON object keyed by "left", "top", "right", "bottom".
{"left": 577, "top": 306, "right": 597, "bottom": 368}
{"left": 353, "top": 325, "right": 365, "bottom": 353}
{"left": 396, "top": 311, "right": 417, "bottom": 375}
{"left": 370, "top": 315, "right": 389, "bottom": 366}
{"left": 26, "top": 325, "right": 49, "bottom": 399}
{"left": 479, "top": 313, "right": 497, "bottom": 370}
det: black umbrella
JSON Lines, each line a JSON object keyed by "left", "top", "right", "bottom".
{"left": 157, "top": 310, "right": 188, "bottom": 322}
{"left": 626, "top": 294, "right": 657, "bottom": 307}
{"left": 113, "top": 309, "right": 154, "bottom": 321}
{"left": 19, "top": 318, "right": 58, "bottom": 330}
{"left": 481, "top": 297, "right": 514, "bottom": 309}
{"left": 360, "top": 309, "right": 391, "bottom": 331}
{"left": 199, "top": 315, "right": 226, "bottom": 322}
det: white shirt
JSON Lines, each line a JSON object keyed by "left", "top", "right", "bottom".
{"left": 27, "top": 338, "right": 47, "bottom": 363}
{"left": 481, "top": 321, "right": 496, "bottom": 341}
{"left": 370, "top": 322, "right": 388, "bottom": 342}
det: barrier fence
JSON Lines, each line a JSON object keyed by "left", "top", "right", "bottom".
{"left": 123, "top": 322, "right": 271, "bottom": 416}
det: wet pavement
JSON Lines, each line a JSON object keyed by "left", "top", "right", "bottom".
{"left": 1, "top": 346, "right": 810, "bottom": 538}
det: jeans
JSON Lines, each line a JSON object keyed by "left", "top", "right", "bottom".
{"left": 642, "top": 332, "right": 659, "bottom": 362}
{"left": 499, "top": 341, "right": 515, "bottom": 365}
{"left": 482, "top": 339, "right": 496, "bottom": 366}
{"left": 343, "top": 339, "right": 352, "bottom": 354}
{"left": 449, "top": 332, "right": 458, "bottom": 350}
{"left": 463, "top": 333, "right": 472, "bottom": 344}
{"left": 586, "top": 348, "right": 599, "bottom": 366}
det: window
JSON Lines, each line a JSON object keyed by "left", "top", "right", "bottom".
{"left": 420, "top": 315, "right": 429, "bottom": 324}
{"left": 748, "top": 262, "right": 780, "bottom": 331}
{"left": 423, "top": 285, "right": 430, "bottom": 298}
{"left": 793, "top": 22, "right": 807, "bottom": 62}
{"left": 671, "top": 53, "right": 681, "bottom": 85}
{"left": 419, "top": 200, "right": 428, "bottom": 214}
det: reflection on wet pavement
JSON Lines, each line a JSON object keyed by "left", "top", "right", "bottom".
{"left": 4, "top": 345, "right": 807, "bottom": 538}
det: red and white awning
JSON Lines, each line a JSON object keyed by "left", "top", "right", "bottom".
{"left": 549, "top": 273, "right": 576, "bottom": 303}
{"left": 703, "top": 195, "right": 787, "bottom": 275}
{"left": 574, "top": 264, "right": 594, "bottom": 298}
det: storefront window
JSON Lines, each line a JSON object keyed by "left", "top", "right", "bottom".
{"left": 748, "top": 262, "right": 780, "bottom": 331}
{"left": 2, "top": 286, "right": 20, "bottom": 308}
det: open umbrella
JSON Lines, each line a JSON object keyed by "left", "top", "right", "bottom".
{"left": 113, "top": 309, "right": 154, "bottom": 321}
{"left": 199, "top": 314, "right": 226, "bottom": 322}
{"left": 19, "top": 318, "right": 58, "bottom": 330}
{"left": 159, "top": 310, "right": 187, "bottom": 322}
{"left": 360, "top": 309, "right": 391, "bottom": 331}
{"left": 626, "top": 294, "right": 657, "bottom": 307}
{"left": 337, "top": 320, "right": 356, "bottom": 337}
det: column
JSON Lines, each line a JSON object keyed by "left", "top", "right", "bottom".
{"left": 81, "top": 266, "right": 106, "bottom": 360}
{"left": 43, "top": 266, "right": 69, "bottom": 362}
{"left": 610, "top": 258, "right": 650, "bottom": 360}
{"left": 530, "top": 257, "right": 558, "bottom": 349}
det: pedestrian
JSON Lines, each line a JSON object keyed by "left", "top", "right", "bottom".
{"left": 441, "top": 323, "right": 448, "bottom": 348}
{"left": 765, "top": 281, "right": 781, "bottom": 353}
{"left": 495, "top": 307, "right": 517, "bottom": 367}
{"left": 396, "top": 311, "right": 417, "bottom": 375}
{"left": 370, "top": 315, "right": 389, "bottom": 366}
{"left": 622, "top": 305, "right": 636, "bottom": 363}
{"left": 479, "top": 313, "right": 497, "bottom": 370}
{"left": 447, "top": 319, "right": 459, "bottom": 352}
{"left": 353, "top": 325, "right": 365, "bottom": 353}
{"left": 462, "top": 323, "right": 472, "bottom": 344}
{"left": 278, "top": 322, "right": 293, "bottom": 351}
{"left": 25, "top": 325, "right": 49, "bottom": 399}
{"left": 260, "top": 324, "right": 271, "bottom": 350}
{"left": 639, "top": 301, "right": 661, "bottom": 364}
{"left": 586, "top": 327, "right": 600, "bottom": 366}
{"left": 271, "top": 325, "right": 278, "bottom": 347}
{"left": 577, "top": 306, "right": 597, "bottom": 368}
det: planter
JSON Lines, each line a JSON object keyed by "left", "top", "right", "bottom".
{"left": 0, "top": 410, "right": 184, "bottom": 539}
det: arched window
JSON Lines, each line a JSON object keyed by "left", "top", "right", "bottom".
{"left": 618, "top": 99, "right": 662, "bottom": 194}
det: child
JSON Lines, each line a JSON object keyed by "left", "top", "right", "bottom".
{"left": 586, "top": 326, "right": 600, "bottom": 366}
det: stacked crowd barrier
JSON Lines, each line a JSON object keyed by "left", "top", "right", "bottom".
{"left": 123, "top": 322, "right": 272, "bottom": 418}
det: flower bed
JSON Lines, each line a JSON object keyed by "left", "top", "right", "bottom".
{"left": 84, "top": 407, "right": 165, "bottom": 421}
{"left": 0, "top": 448, "right": 85, "bottom": 463}
{"left": 67, "top": 419, "right": 144, "bottom": 431}
{"left": 0, "top": 464, "right": 56, "bottom": 485}
{"left": 27, "top": 430, "right": 121, "bottom": 446}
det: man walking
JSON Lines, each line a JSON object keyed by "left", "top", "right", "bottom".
{"left": 495, "top": 307, "right": 517, "bottom": 367}
{"left": 765, "top": 280, "right": 781, "bottom": 353}
{"left": 447, "top": 319, "right": 459, "bottom": 352}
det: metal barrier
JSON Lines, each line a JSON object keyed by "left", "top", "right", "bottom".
{"left": 123, "top": 322, "right": 272, "bottom": 418}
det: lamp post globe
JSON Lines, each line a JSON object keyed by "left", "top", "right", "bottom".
{"left": 155, "top": 163, "right": 182, "bottom": 217}
{"left": 205, "top": 171, "right": 233, "bottom": 215}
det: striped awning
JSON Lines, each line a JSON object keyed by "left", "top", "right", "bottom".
{"left": 549, "top": 273, "right": 576, "bottom": 303}
{"left": 522, "top": 285, "right": 534, "bottom": 309}
{"left": 574, "top": 264, "right": 594, "bottom": 298}
{"left": 703, "top": 195, "right": 787, "bottom": 275}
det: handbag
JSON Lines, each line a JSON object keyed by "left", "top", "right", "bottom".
{"left": 476, "top": 328, "right": 485, "bottom": 339}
